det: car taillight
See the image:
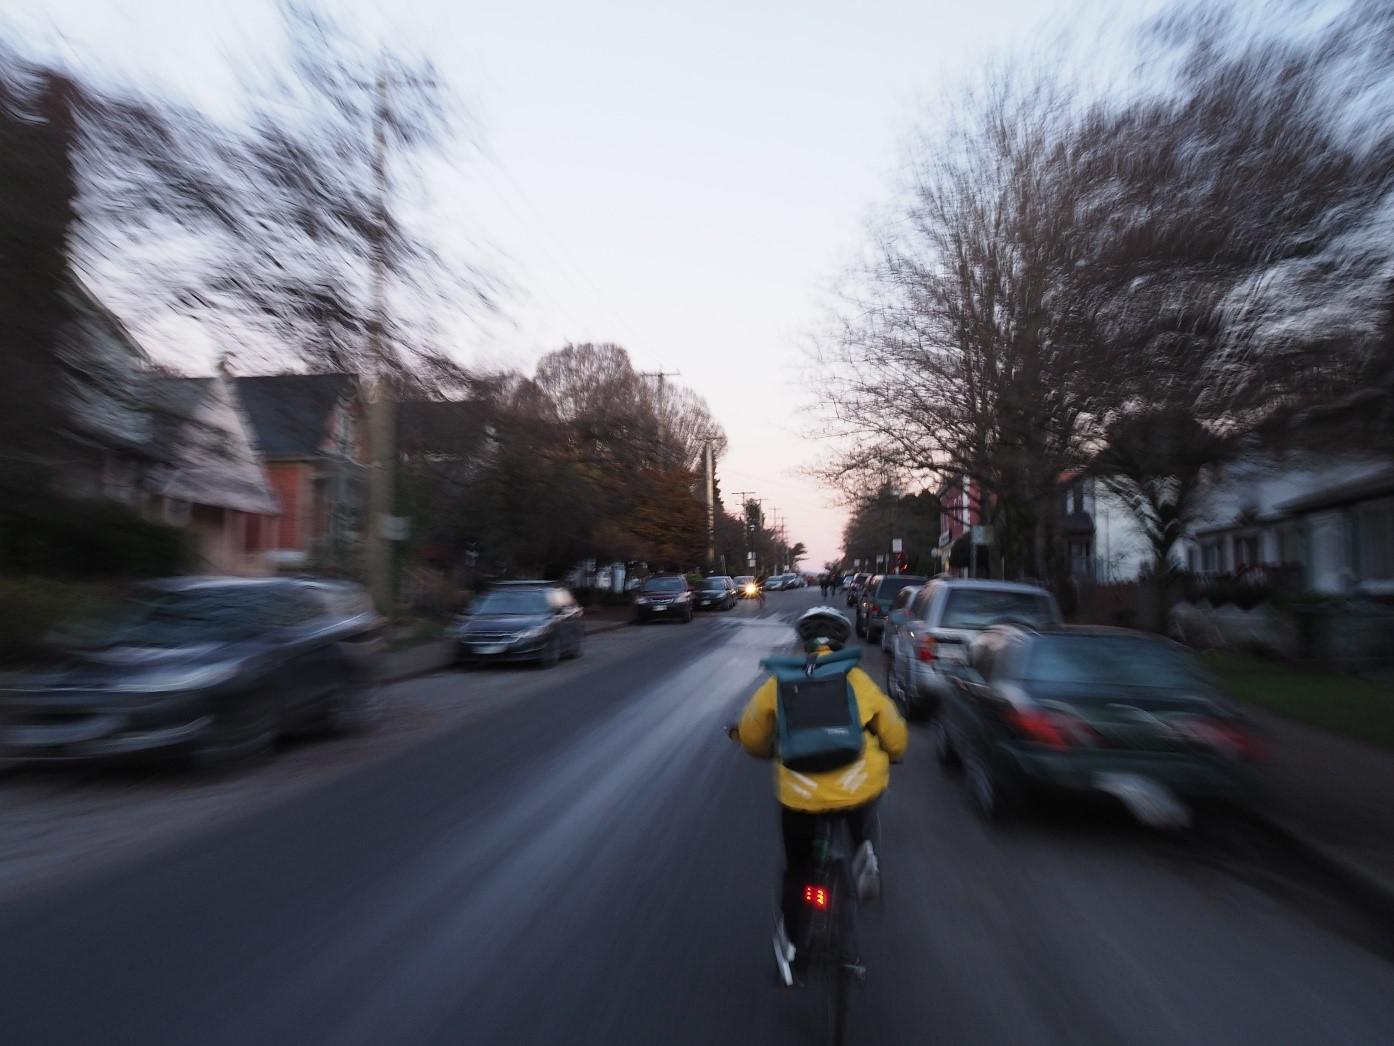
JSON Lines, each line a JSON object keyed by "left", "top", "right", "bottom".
{"left": 803, "top": 884, "right": 829, "bottom": 911}
{"left": 1007, "top": 708, "right": 1100, "bottom": 749}
{"left": 917, "top": 634, "right": 936, "bottom": 662}
{"left": 1176, "top": 718, "right": 1268, "bottom": 762}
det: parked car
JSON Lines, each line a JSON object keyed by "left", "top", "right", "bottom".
{"left": 734, "top": 575, "right": 761, "bottom": 599}
{"left": 936, "top": 625, "right": 1263, "bottom": 822}
{"left": 633, "top": 574, "right": 694, "bottom": 623}
{"left": 846, "top": 572, "right": 871, "bottom": 607}
{"left": 453, "top": 580, "right": 584, "bottom": 666}
{"left": 880, "top": 582, "right": 922, "bottom": 656}
{"left": 856, "top": 574, "right": 927, "bottom": 643}
{"left": 887, "top": 578, "right": 1061, "bottom": 719}
{"left": 0, "top": 577, "right": 386, "bottom": 770}
{"left": 695, "top": 575, "right": 738, "bottom": 610}
{"left": 765, "top": 574, "right": 788, "bottom": 591}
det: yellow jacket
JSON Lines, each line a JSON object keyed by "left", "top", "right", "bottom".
{"left": 738, "top": 660, "right": 908, "bottom": 812}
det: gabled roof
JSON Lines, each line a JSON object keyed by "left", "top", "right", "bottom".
{"left": 234, "top": 374, "right": 357, "bottom": 459}
{"left": 146, "top": 377, "right": 279, "bottom": 515}
{"left": 1277, "top": 466, "right": 1394, "bottom": 516}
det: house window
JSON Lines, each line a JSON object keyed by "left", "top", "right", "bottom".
{"left": 1202, "top": 541, "right": 1221, "bottom": 573}
{"left": 1359, "top": 500, "right": 1394, "bottom": 580}
{"left": 1068, "top": 539, "right": 1092, "bottom": 579}
{"left": 1187, "top": 547, "right": 1198, "bottom": 572}
{"left": 1234, "top": 534, "right": 1260, "bottom": 571}
{"left": 1278, "top": 524, "right": 1303, "bottom": 566}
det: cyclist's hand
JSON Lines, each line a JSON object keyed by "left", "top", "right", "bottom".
{"left": 724, "top": 722, "right": 740, "bottom": 742}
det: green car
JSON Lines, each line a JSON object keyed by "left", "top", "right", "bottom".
{"left": 936, "top": 625, "right": 1263, "bottom": 824}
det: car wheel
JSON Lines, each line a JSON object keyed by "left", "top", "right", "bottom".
{"left": 963, "top": 746, "right": 1015, "bottom": 821}
{"left": 326, "top": 678, "right": 386, "bottom": 735}
{"left": 539, "top": 636, "right": 561, "bottom": 668}
{"left": 192, "top": 711, "right": 276, "bottom": 775}
{"left": 931, "top": 717, "right": 959, "bottom": 767}
{"left": 684, "top": 608, "right": 694, "bottom": 623}
{"left": 565, "top": 632, "right": 583, "bottom": 659}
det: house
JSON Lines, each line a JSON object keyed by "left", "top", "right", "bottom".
{"left": 935, "top": 475, "right": 987, "bottom": 575}
{"left": 1180, "top": 452, "right": 1394, "bottom": 595}
{"left": 1056, "top": 473, "right": 1154, "bottom": 582}
{"left": 48, "top": 278, "right": 161, "bottom": 505}
{"left": 145, "top": 376, "right": 280, "bottom": 575}
{"left": 234, "top": 374, "right": 368, "bottom": 573}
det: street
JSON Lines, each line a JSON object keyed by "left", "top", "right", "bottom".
{"left": 3, "top": 590, "right": 1394, "bottom": 1046}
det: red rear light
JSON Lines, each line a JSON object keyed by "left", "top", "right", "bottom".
{"left": 802, "top": 884, "right": 829, "bottom": 911}
{"left": 917, "top": 635, "right": 936, "bottom": 662}
{"left": 1176, "top": 719, "right": 1268, "bottom": 762}
{"left": 1008, "top": 708, "right": 1099, "bottom": 749}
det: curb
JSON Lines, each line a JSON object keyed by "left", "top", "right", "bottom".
{"left": 584, "top": 619, "right": 632, "bottom": 636}
{"left": 1246, "top": 807, "right": 1394, "bottom": 933}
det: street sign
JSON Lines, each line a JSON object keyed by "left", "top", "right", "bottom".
{"left": 971, "top": 524, "right": 994, "bottom": 546}
{"left": 891, "top": 538, "right": 903, "bottom": 553}
{"left": 747, "top": 551, "right": 756, "bottom": 565}
{"left": 381, "top": 514, "right": 410, "bottom": 541}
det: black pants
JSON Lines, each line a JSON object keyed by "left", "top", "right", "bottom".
{"left": 780, "top": 802, "right": 878, "bottom": 942}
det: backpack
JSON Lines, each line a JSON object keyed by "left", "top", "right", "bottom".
{"left": 760, "top": 646, "right": 865, "bottom": 773}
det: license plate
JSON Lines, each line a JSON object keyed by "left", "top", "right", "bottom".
{"left": 472, "top": 643, "right": 507, "bottom": 655}
{"left": 1094, "top": 773, "right": 1190, "bottom": 829}
{"left": 700, "top": 600, "right": 711, "bottom": 605}
{"left": 652, "top": 606, "right": 666, "bottom": 612}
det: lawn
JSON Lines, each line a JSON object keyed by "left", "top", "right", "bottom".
{"left": 1203, "top": 650, "right": 1394, "bottom": 751}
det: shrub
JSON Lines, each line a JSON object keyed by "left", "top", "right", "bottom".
{"left": 0, "top": 496, "right": 192, "bottom": 578}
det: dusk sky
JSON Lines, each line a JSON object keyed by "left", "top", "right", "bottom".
{"left": 6, "top": 0, "right": 1158, "bottom": 565}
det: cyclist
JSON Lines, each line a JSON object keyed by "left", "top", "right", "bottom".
{"left": 736, "top": 605, "right": 907, "bottom": 986}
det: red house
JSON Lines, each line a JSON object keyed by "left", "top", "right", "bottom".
{"left": 234, "top": 375, "right": 368, "bottom": 573}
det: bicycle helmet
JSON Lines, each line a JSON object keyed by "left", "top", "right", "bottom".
{"left": 795, "top": 606, "right": 853, "bottom": 650}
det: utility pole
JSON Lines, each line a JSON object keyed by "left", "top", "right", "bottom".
{"left": 702, "top": 436, "right": 717, "bottom": 567}
{"left": 639, "top": 368, "right": 680, "bottom": 465}
{"left": 733, "top": 491, "right": 755, "bottom": 574}
{"left": 366, "top": 72, "right": 394, "bottom": 612}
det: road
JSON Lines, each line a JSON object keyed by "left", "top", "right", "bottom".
{"left": 4, "top": 589, "right": 1394, "bottom": 1046}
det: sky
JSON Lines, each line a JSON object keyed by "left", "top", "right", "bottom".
{"left": 5, "top": 0, "right": 1159, "bottom": 566}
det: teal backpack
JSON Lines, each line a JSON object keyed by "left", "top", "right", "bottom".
{"left": 759, "top": 646, "right": 866, "bottom": 773}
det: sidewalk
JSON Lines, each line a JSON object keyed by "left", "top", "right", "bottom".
{"left": 1244, "top": 708, "right": 1394, "bottom": 918}
{"left": 380, "top": 611, "right": 632, "bottom": 683}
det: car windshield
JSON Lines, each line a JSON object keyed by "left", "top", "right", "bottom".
{"left": 876, "top": 576, "right": 924, "bottom": 600}
{"left": 472, "top": 589, "right": 550, "bottom": 615}
{"left": 60, "top": 586, "right": 280, "bottom": 646}
{"left": 1024, "top": 635, "right": 1210, "bottom": 690}
{"left": 941, "top": 589, "right": 1054, "bottom": 629}
{"left": 735, "top": 576, "right": 754, "bottom": 585}
{"left": 642, "top": 577, "right": 685, "bottom": 593}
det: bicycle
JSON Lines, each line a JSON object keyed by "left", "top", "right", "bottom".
{"left": 800, "top": 811, "right": 864, "bottom": 1046}
{"left": 726, "top": 725, "right": 865, "bottom": 1046}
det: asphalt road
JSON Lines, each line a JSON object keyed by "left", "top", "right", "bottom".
{"left": 4, "top": 590, "right": 1394, "bottom": 1046}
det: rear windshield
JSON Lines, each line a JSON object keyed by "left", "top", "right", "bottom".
{"left": 699, "top": 578, "right": 729, "bottom": 590}
{"left": 876, "top": 576, "right": 925, "bottom": 599}
{"left": 642, "top": 577, "right": 686, "bottom": 593}
{"left": 1024, "top": 636, "right": 1209, "bottom": 690}
{"left": 472, "top": 589, "right": 550, "bottom": 614}
{"left": 941, "top": 589, "right": 1054, "bottom": 630}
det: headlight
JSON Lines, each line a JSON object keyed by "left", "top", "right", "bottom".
{"left": 675, "top": 592, "right": 691, "bottom": 602}
{"left": 518, "top": 625, "right": 551, "bottom": 641}
{"left": 635, "top": 596, "right": 650, "bottom": 605}
{"left": 113, "top": 661, "right": 243, "bottom": 693}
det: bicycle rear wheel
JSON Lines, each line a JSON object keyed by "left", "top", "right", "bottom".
{"left": 819, "top": 956, "right": 849, "bottom": 1046}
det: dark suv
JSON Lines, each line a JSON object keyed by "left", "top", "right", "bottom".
{"left": 453, "top": 581, "right": 584, "bottom": 666}
{"left": 633, "top": 574, "right": 694, "bottom": 623}
{"left": 856, "top": 573, "right": 928, "bottom": 643}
